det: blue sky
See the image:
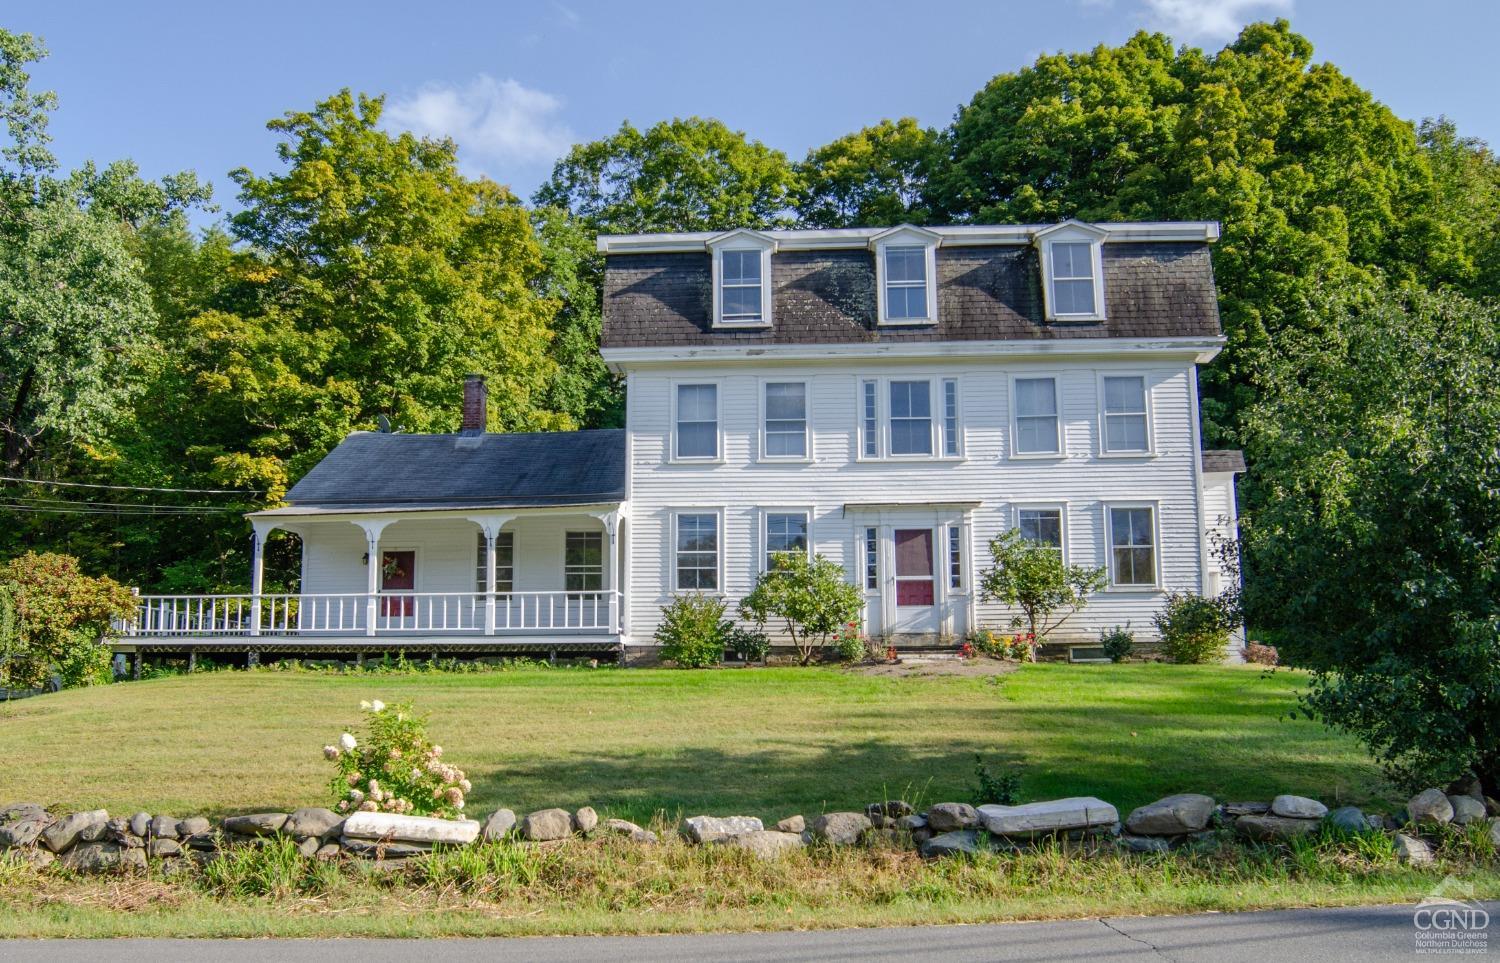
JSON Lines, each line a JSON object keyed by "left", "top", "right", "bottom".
{"left": 14, "top": 0, "right": 1499, "bottom": 219}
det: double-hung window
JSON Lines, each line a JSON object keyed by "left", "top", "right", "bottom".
{"left": 860, "top": 380, "right": 879, "bottom": 458}
{"left": 675, "top": 513, "right": 719, "bottom": 591}
{"left": 947, "top": 525, "right": 963, "bottom": 590}
{"left": 720, "top": 250, "right": 763, "bottom": 323}
{"left": 1014, "top": 377, "right": 1060, "bottom": 455}
{"left": 675, "top": 383, "right": 718, "bottom": 460}
{"left": 1107, "top": 506, "right": 1157, "bottom": 588}
{"left": 1101, "top": 375, "right": 1149, "bottom": 453}
{"left": 1017, "top": 507, "right": 1063, "bottom": 559}
{"left": 763, "top": 382, "right": 807, "bottom": 458}
{"left": 883, "top": 246, "right": 930, "bottom": 322}
{"left": 1048, "top": 241, "right": 1098, "bottom": 317}
{"left": 863, "top": 527, "right": 879, "bottom": 590}
{"left": 564, "top": 531, "right": 603, "bottom": 592}
{"left": 888, "top": 380, "right": 933, "bottom": 456}
{"left": 474, "top": 532, "right": 514, "bottom": 593}
{"left": 764, "top": 511, "right": 808, "bottom": 571}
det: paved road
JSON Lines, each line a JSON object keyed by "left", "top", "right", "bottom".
{"left": 1, "top": 902, "right": 1492, "bottom": 962}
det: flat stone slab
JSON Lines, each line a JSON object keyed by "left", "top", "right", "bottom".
{"left": 284, "top": 807, "right": 343, "bottom": 840}
{"left": 679, "top": 815, "right": 763, "bottom": 844}
{"left": 1270, "top": 795, "right": 1327, "bottom": 819}
{"left": 978, "top": 797, "right": 1120, "bottom": 837}
{"left": 919, "top": 829, "right": 988, "bottom": 859}
{"left": 1125, "top": 794, "right": 1216, "bottom": 836}
{"left": 222, "top": 813, "right": 288, "bottom": 836}
{"left": 1235, "top": 814, "right": 1320, "bottom": 841}
{"left": 709, "top": 830, "right": 805, "bottom": 857}
{"left": 340, "top": 811, "right": 479, "bottom": 846}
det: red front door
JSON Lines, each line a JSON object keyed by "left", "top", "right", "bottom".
{"left": 380, "top": 550, "right": 415, "bottom": 617}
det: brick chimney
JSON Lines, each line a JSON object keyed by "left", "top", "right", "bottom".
{"left": 460, "top": 374, "right": 487, "bottom": 434}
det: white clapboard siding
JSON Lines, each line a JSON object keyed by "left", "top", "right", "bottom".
{"left": 624, "top": 358, "right": 1208, "bottom": 644}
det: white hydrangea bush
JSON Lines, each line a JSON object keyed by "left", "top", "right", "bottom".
{"left": 324, "top": 700, "right": 471, "bottom": 818}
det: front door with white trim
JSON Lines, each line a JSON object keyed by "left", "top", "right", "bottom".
{"left": 890, "top": 528, "right": 940, "bottom": 634}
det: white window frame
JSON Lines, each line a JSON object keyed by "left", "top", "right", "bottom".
{"left": 1013, "top": 503, "right": 1068, "bottom": 565}
{"left": 670, "top": 380, "right": 723, "bottom": 464}
{"left": 670, "top": 508, "right": 724, "bottom": 594}
{"left": 1103, "top": 501, "right": 1162, "bottom": 591}
{"left": 563, "top": 530, "right": 605, "bottom": 593}
{"left": 1035, "top": 222, "right": 1107, "bottom": 322}
{"left": 1010, "top": 374, "right": 1065, "bottom": 459}
{"left": 760, "top": 507, "right": 813, "bottom": 573}
{"left": 475, "top": 530, "right": 515, "bottom": 593}
{"left": 941, "top": 376, "right": 962, "bottom": 457}
{"left": 708, "top": 230, "right": 774, "bottom": 329}
{"left": 1097, "top": 373, "right": 1154, "bottom": 456}
{"left": 871, "top": 226, "right": 940, "bottom": 326}
{"left": 758, "top": 379, "right": 811, "bottom": 463}
{"left": 861, "top": 525, "right": 880, "bottom": 592}
{"left": 854, "top": 375, "right": 963, "bottom": 462}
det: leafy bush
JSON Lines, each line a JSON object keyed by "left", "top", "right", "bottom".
{"left": 978, "top": 530, "right": 1106, "bottom": 641}
{"left": 1245, "top": 641, "right": 1279, "bottom": 665}
{"left": 1154, "top": 593, "right": 1236, "bottom": 664}
{"left": 0, "top": 552, "right": 135, "bottom": 690}
{"left": 738, "top": 553, "right": 865, "bottom": 665}
{"left": 970, "top": 754, "right": 1022, "bottom": 806}
{"left": 966, "top": 629, "right": 1006, "bottom": 659}
{"left": 325, "top": 700, "right": 469, "bottom": 818}
{"left": 725, "top": 625, "right": 770, "bottom": 663}
{"left": 654, "top": 594, "right": 730, "bottom": 668}
{"left": 1099, "top": 625, "right": 1135, "bottom": 663}
{"left": 832, "top": 622, "right": 868, "bottom": 663}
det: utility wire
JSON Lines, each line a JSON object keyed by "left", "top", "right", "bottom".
{"left": 0, "top": 475, "right": 264, "bottom": 496}
{"left": 0, "top": 501, "right": 246, "bottom": 516}
{"left": 7, "top": 494, "right": 253, "bottom": 510}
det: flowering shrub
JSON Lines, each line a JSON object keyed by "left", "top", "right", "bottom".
{"left": 1006, "top": 632, "right": 1038, "bottom": 662}
{"left": 1245, "top": 641, "right": 1279, "bottom": 666}
{"left": 958, "top": 641, "right": 976, "bottom": 660}
{"left": 833, "top": 622, "right": 869, "bottom": 663}
{"left": 324, "top": 700, "right": 470, "bottom": 819}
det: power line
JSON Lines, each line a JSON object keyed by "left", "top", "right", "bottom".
{"left": 0, "top": 501, "right": 246, "bottom": 516}
{"left": 8, "top": 494, "right": 252, "bottom": 510}
{"left": 0, "top": 475, "right": 264, "bottom": 496}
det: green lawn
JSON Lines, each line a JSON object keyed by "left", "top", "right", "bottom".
{"left": 0, "top": 663, "right": 1392, "bottom": 819}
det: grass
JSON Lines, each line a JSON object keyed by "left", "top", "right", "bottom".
{"left": 0, "top": 662, "right": 1390, "bottom": 820}
{"left": 0, "top": 662, "right": 1494, "bottom": 938}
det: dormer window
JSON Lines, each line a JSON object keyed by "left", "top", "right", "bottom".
{"left": 871, "top": 225, "right": 940, "bottom": 326}
{"left": 1035, "top": 221, "right": 1107, "bottom": 322}
{"left": 708, "top": 229, "right": 775, "bottom": 328}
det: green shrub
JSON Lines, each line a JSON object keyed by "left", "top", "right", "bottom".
{"left": 326, "top": 700, "right": 469, "bottom": 818}
{"left": 725, "top": 625, "right": 770, "bottom": 663}
{"left": 654, "top": 594, "right": 730, "bottom": 668}
{"left": 978, "top": 529, "right": 1106, "bottom": 642}
{"left": 832, "top": 623, "right": 868, "bottom": 663}
{"left": 1154, "top": 593, "right": 1234, "bottom": 664}
{"left": 970, "top": 754, "right": 1022, "bottom": 805}
{"left": 1099, "top": 625, "right": 1134, "bottom": 663}
{"left": 0, "top": 552, "right": 135, "bottom": 690}
{"left": 738, "top": 553, "right": 864, "bottom": 665}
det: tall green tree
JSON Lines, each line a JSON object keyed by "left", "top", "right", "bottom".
{"left": 794, "top": 117, "right": 938, "bottom": 228}
{"left": 1241, "top": 285, "right": 1500, "bottom": 791}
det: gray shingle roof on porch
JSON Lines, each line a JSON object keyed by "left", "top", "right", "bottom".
{"left": 284, "top": 429, "right": 627, "bottom": 509}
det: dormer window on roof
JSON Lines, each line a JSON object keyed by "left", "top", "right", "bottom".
{"left": 871, "top": 225, "right": 940, "bottom": 326}
{"left": 1035, "top": 220, "right": 1107, "bottom": 322}
{"left": 707, "top": 229, "right": 775, "bottom": 328}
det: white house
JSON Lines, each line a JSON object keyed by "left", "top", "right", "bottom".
{"left": 119, "top": 220, "right": 1243, "bottom": 664}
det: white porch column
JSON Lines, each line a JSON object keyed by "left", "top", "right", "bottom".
{"left": 352, "top": 519, "right": 395, "bottom": 637}
{"left": 588, "top": 508, "right": 624, "bottom": 634}
{"left": 465, "top": 514, "right": 516, "bottom": 636}
{"left": 248, "top": 519, "right": 280, "bottom": 637}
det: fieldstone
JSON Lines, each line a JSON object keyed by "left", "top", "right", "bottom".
{"left": 481, "top": 808, "right": 517, "bottom": 842}
{"left": 1326, "top": 806, "right": 1370, "bottom": 833}
{"left": 1220, "top": 801, "right": 1270, "bottom": 817}
{"left": 1119, "top": 834, "right": 1173, "bottom": 853}
{"left": 150, "top": 815, "right": 179, "bottom": 840}
{"left": 42, "top": 810, "right": 108, "bottom": 853}
{"left": 222, "top": 813, "right": 288, "bottom": 836}
{"left": 58, "top": 841, "right": 124, "bottom": 872}
{"left": 1395, "top": 833, "right": 1434, "bottom": 865}
{"left": 1448, "top": 795, "right": 1486, "bottom": 826}
{"left": 1125, "top": 794, "right": 1216, "bottom": 836}
{"left": 978, "top": 798, "right": 1120, "bottom": 837}
{"left": 284, "top": 807, "right": 342, "bottom": 841}
{"left": 1447, "top": 774, "right": 1484, "bottom": 800}
{"left": 1487, "top": 818, "right": 1500, "bottom": 848}
{"left": 911, "top": 826, "right": 933, "bottom": 845}
{"left": 520, "top": 808, "right": 574, "bottom": 842}
{"left": 182, "top": 832, "right": 219, "bottom": 851}
{"left": 925, "top": 802, "right": 980, "bottom": 832}
{"left": 1486, "top": 797, "right": 1500, "bottom": 817}
{"left": 339, "top": 837, "right": 431, "bottom": 858}
{"left": 678, "top": 815, "right": 763, "bottom": 844}
{"left": 129, "top": 812, "right": 152, "bottom": 838}
{"left": 177, "top": 816, "right": 211, "bottom": 837}
{"left": 1235, "top": 814, "right": 1320, "bottom": 841}
{"left": 603, "top": 818, "right": 657, "bottom": 843}
{"left": 919, "top": 829, "right": 986, "bottom": 859}
{"left": 148, "top": 838, "right": 182, "bottom": 858}
{"left": 341, "top": 812, "right": 480, "bottom": 846}
{"left": 23, "top": 847, "right": 55, "bottom": 870}
{"left": 105, "top": 818, "right": 143, "bottom": 849}
{"left": 775, "top": 815, "right": 805, "bottom": 834}
{"left": 0, "top": 804, "right": 53, "bottom": 848}
{"left": 710, "top": 830, "right": 804, "bottom": 857}
{"left": 1269, "top": 795, "right": 1327, "bottom": 819}
{"left": 901, "top": 814, "right": 928, "bottom": 832}
{"left": 297, "top": 836, "right": 321, "bottom": 858}
{"left": 572, "top": 806, "right": 599, "bottom": 834}
{"left": 315, "top": 842, "right": 342, "bottom": 859}
{"left": 866, "top": 800, "right": 913, "bottom": 819}
{"left": 1407, "top": 789, "right": 1454, "bottom": 827}
{"left": 811, "top": 812, "right": 872, "bottom": 846}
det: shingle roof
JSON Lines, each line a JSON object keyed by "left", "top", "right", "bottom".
{"left": 601, "top": 242, "right": 1221, "bottom": 349}
{"left": 1201, "top": 450, "right": 1247, "bottom": 474}
{"left": 284, "top": 430, "right": 626, "bottom": 509}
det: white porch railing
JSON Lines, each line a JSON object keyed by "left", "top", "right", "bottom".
{"left": 125, "top": 591, "right": 621, "bottom": 637}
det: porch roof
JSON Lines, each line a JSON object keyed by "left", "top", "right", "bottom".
{"left": 281, "top": 429, "right": 626, "bottom": 510}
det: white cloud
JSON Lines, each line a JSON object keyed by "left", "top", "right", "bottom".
{"left": 1142, "top": 0, "right": 1292, "bottom": 41}
{"left": 385, "top": 75, "right": 574, "bottom": 172}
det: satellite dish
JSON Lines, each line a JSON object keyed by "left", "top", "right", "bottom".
{"left": 376, "top": 414, "right": 392, "bottom": 433}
